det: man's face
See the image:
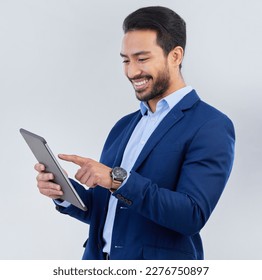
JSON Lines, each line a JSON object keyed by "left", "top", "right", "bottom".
{"left": 121, "top": 30, "right": 172, "bottom": 104}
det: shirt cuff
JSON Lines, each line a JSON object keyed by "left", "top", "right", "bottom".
{"left": 54, "top": 199, "right": 71, "bottom": 208}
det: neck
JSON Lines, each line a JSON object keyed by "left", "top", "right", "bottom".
{"left": 148, "top": 77, "right": 186, "bottom": 113}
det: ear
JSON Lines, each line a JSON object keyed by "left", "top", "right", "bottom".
{"left": 168, "top": 46, "right": 184, "bottom": 68}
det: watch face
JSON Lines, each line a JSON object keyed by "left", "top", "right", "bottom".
{"left": 112, "top": 167, "right": 127, "bottom": 181}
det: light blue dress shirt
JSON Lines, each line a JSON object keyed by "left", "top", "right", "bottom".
{"left": 102, "top": 86, "right": 193, "bottom": 254}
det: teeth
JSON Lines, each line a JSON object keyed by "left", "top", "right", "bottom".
{"left": 134, "top": 79, "right": 148, "bottom": 86}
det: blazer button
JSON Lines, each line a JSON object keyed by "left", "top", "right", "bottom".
{"left": 123, "top": 198, "right": 132, "bottom": 205}
{"left": 127, "top": 200, "right": 132, "bottom": 206}
{"left": 116, "top": 194, "right": 122, "bottom": 200}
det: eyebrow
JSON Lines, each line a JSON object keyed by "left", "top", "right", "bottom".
{"left": 120, "top": 51, "right": 151, "bottom": 57}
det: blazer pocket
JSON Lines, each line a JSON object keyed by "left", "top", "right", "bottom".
{"left": 143, "top": 245, "right": 196, "bottom": 260}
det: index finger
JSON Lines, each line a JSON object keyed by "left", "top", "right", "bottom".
{"left": 58, "top": 154, "right": 86, "bottom": 167}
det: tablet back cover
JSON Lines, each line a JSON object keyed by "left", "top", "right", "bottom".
{"left": 20, "top": 128, "right": 87, "bottom": 211}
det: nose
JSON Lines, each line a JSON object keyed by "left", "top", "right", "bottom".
{"left": 125, "top": 61, "right": 142, "bottom": 79}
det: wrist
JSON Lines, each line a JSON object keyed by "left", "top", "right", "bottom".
{"left": 109, "top": 167, "right": 127, "bottom": 193}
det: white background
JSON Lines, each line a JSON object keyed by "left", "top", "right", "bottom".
{"left": 0, "top": 0, "right": 261, "bottom": 259}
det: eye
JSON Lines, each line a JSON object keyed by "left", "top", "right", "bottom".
{"left": 138, "top": 58, "right": 149, "bottom": 62}
{"left": 122, "top": 60, "right": 130, "bottom": 64}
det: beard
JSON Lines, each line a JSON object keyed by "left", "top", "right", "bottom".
{"left": 133, "top": 67, "right": 171, "bottom": 102}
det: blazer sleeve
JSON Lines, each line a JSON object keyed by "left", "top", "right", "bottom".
{"left": 112, "top": 116, "right": 235, "bottom": 236}
{"left": 55, "top": 179, "right": 93, "bottom": 224}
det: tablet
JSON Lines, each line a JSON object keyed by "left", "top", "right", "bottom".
{"left": 20, "top": 128, "right": 87, "bottom": 211}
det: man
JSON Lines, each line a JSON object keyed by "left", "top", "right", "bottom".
{"left": 35, "top": 6, "right": 235, "bottom": 260}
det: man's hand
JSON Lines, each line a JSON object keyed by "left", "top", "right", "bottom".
{"left": 34, "top": 163, "right": 64, "bottom": 199}
{"left": 58, "top": 154, "right": 112, "bottom": 189}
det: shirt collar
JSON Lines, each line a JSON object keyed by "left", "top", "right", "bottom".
{"left": 140, "top": 86, "right": 193, "bottom": 116}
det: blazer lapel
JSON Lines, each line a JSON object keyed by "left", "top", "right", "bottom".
{"left": 132, "top": 90, "right": 200, "bottom": 171}
{"left": 112, "top": 111, "right": 142, "bottom": 167}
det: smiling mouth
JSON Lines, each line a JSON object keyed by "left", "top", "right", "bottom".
{"left": 131, "top": 77, "right": 151, "bottom": 91}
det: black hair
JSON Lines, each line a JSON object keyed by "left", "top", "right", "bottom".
{"left": 123, "top": 6, "right": 186, "bottom": 57}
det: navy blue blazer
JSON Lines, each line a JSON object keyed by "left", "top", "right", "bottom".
{"left": 56, "top": 90, "right": 235, "bottom": 260}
